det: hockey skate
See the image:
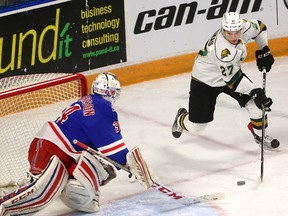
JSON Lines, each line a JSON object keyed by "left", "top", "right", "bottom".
{"left": 172, "top": 108, "right": 187, "bottom": 138}
{"left": 247, "top": 123, "right": 280, "bottom": 151}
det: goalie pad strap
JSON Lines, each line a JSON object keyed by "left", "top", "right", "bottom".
{"left": 0, "top": 156, "right": 68, "bottom": 216}
{"left": 126, "top": 146, "right": 158, "bottom": 189}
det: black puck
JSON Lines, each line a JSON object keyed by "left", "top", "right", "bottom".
{"left": 271, "top": 139, "right": 280, "bottom": 148}
{"left": 237, "top": 181, "right": 245, "bottom": 186}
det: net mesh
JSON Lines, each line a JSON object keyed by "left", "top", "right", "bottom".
{"left": 0, "top": 73, "right": 68, "bottom": 92}
{"left": 0, "top": 73, "right": 86, "bottom": 185}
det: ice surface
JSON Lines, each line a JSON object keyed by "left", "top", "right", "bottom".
{"left": 36, "top": 56, "right": 288, "bottom": 216}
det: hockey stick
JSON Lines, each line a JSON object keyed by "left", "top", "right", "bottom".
{"left": 73, "top": 139, "right": 224, "bottom": 206}
{"left": 260, "top": 69, "right": 267, "bottom": 182}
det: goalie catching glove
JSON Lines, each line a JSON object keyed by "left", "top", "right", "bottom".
{"left": 126, "top": 146, "right": 158, "bottom": 189}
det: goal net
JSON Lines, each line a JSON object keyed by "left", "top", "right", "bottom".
{"left": 0, "top": 73, "right": 87, "bottom": 186}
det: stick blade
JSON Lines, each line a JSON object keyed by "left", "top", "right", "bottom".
{"left": 181, "top": 192, "right": 225, "bottom": 206}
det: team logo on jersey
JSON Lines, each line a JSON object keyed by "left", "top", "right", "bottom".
{"left": 221, "top": 49, "right": 231, "bottom": 59}
{"left": 113, "top": 121, "right": 121, "bottom": 133}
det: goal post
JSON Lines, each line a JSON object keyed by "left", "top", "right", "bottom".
{"left": 0, "top": 73, "right": 88, "bottom": 186}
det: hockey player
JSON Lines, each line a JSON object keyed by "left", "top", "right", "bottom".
{"left": 172, "top": 12, "right": 280, "bottom": 149}
{"left": 0, "top": 72, "right": 157, "bottom": 215}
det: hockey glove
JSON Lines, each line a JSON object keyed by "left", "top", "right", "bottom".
{"left": 255, "top": 46, "right": 274, "bottom": 72}
{"left": 250, "top": 88, "right": 273, "bottom": 111}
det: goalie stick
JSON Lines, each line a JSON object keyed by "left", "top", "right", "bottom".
{"left": 73, "top": 139, "right": 224, "bottom": 206}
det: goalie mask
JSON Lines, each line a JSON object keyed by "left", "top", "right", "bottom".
{"left": 92, "top": 72, "right": 121, "bottom": 104}
{"left": 222, "top": 12, "right": 242, "bottom": 32}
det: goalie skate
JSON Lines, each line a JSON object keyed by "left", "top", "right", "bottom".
{"left": 172, "top": 108, "right": 187, "bottom": 138}
{"left": 247, "top": 123, "right": 280, "bottom": 151}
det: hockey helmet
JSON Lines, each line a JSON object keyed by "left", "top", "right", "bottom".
{"left": 92, "top": 72, "right": 121, "bottom": 103}
{"left": 222, "top": 12, "right": 242, "bottom": 31}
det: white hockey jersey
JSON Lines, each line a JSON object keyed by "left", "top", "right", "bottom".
{"left": 192, "top": 19, "right": 268, "bottom": 95}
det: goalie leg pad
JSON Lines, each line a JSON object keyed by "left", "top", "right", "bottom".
{"left": 60, "top": 179, "right": 100, "bottom": 213}
{"left": 126, "top": 146, "right": 158, "bottom": 189}
{"left": 73, "top": 151, "right": 110, "bottom": 192}
{"left": 62, "top": 151, "right": 110, "bottom": 212}
{"left": 0, "top": 155, "right": 68, "bottom": 216}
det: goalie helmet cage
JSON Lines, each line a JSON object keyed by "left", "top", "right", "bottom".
{"left": 0, "top": 73, "right": 88, "bottom": 186}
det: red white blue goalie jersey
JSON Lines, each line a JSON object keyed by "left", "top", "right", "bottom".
{"left": 35, "top": 94, "right": 128, "bottom": 166}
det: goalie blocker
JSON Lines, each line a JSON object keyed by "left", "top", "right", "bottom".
{"left": 126, "top": 146, "right": 158, "bottom": 189}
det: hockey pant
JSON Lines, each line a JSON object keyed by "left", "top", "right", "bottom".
{"left": 28, "top": 138, "right": 78, "bottom": 176}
